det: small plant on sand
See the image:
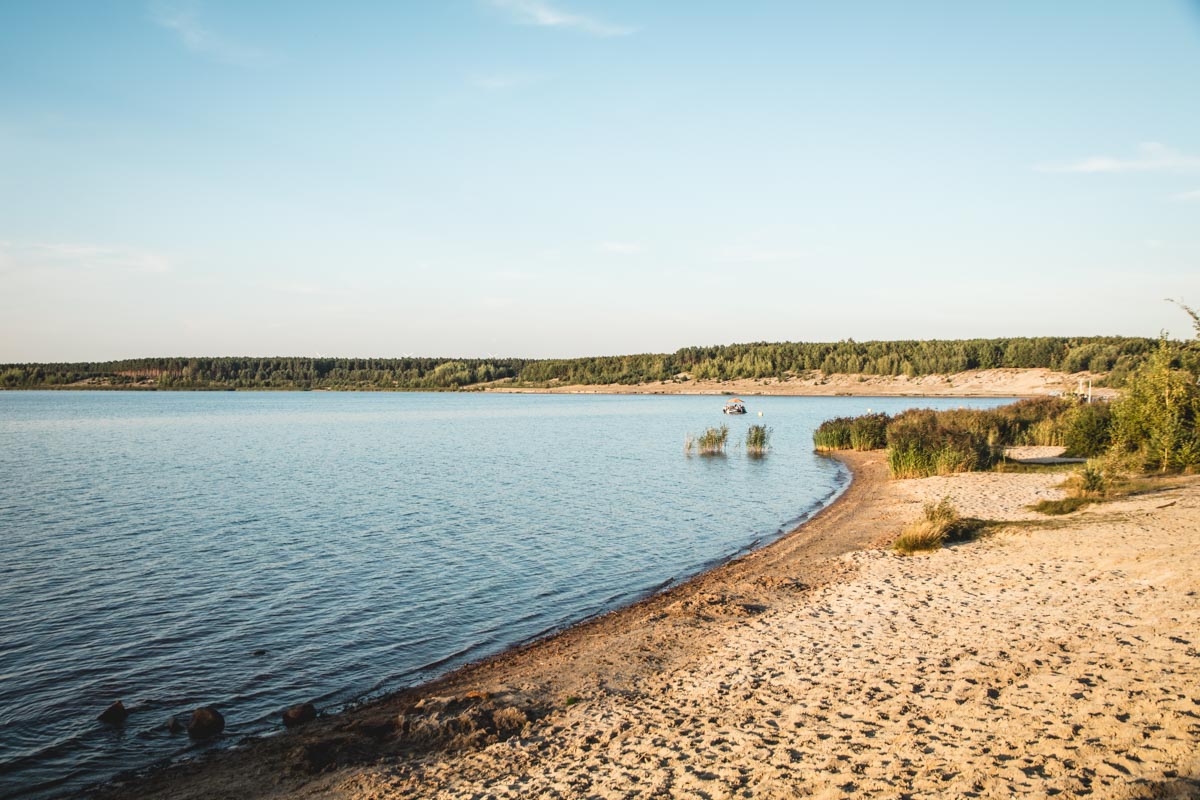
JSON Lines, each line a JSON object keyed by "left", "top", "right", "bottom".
{"left": 745, "top": 424, "right": 771, "bottom": 456}
{"left": 894, "top": 496, "right": 960, "bottom": 555}
{"left": 1078, "top": 462, "right": 1106, "bottom": 496}
{"left": 1032, "top": 460, "right": 1108, "bottom": 515}
{"left": 685, "top": 424, "right": 729, "bottom": 456}
{"left": 1030, "top": 496, "right": 1092, "bottom": 515}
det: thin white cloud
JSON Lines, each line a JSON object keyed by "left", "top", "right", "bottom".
{"left": 488, "top": 0, "right": 635, "bottom": 36}
{"left": 1038, "top": 142, "right": 1200, "bottom": 174}
{"left": 1173, "top": 189, "right": 1200, "bottom": 202}
{"left": 601, "top": 241, "right": 644, "bottom": 255}
{"left": 150, "top": 2, "right": 267, "bottom": 65}
{"left": 0, "top": 241, "right": 173, "bottom": 276}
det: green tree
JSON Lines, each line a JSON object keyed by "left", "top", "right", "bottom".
{"left": 1109, "top": 339, "right": 1200, "bottom": 471}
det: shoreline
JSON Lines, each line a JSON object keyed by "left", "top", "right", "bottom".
{"left": 94, "top": 453, "right": 1200, "bottom": 798}
{"left": 4, "top": 368, "right": 1118, "bottom": 399}
{"left": 93, "top": 452, "right": 885, "bottom": 799}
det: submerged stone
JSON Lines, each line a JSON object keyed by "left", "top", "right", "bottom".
{"left": 282, "top": 702, "right": 317, "bottom": 728}
{"left": 97, "top": 701, "right": 128, "bottom": 725}
{"left": 187, "top": 706, "right": 225, "bottom": 739}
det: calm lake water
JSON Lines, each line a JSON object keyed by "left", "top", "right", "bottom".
{"left": 0, "top": 391, "right": 1016, "bottom": 798}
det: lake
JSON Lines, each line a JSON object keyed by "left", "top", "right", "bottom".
{"left": 0, "top": 391, "right": 1015, "bottom": 797}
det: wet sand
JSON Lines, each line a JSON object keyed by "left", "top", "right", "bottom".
{"left": 95, "top": 453, "right": 1200, "bottom": 799}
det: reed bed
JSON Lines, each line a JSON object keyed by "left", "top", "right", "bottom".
{"left": 812, "top": 398, "right": 1119, "bottom": 479}
{"left": 685, "top": 424, "right": 729, "bottom": 456}
{"left": 813, "top": 413, "right": 890, "bottom": 451}
{"left": 745, "top": 424, "right": 771, "bottom": 456}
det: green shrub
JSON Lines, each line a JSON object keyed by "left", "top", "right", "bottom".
{"left": 1061, "top": 402, "right": 1113, "bottom": 458}
{"left": 1109, "top": 340, "right": 1200, "bottom": 472}
{"left": 1079, "top": 463, "right": 1106, "bottom": 496}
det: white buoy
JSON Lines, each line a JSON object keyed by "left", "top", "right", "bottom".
{"left": 758, "top": 411, "right": 763, "bottom": 417}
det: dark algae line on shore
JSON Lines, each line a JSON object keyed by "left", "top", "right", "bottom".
{"left": 0, "top": 335, "right": 1161, "bottom": 390}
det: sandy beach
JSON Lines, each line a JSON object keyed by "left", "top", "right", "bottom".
{"left": 486, "top": 369, "right": 1118, "bottom": 400}
{"left": 96, "top": 453, "right": 1199, "bottom": 799}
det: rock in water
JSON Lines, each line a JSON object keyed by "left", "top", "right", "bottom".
{"left": 97, "top": 701, "right": 128, "bottom": 725}
{"left": 282, "top": 702, "right": 317, "bottom": 728}
{"left": 165, "top": 715, "right": 183, "bottom": 735}
{"left": 187, "top": 706, "right": 225, "bottom": 739}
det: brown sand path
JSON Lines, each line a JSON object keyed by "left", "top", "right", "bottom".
{"left": 96, "top": 455, "right": 1200, "bottom": 799}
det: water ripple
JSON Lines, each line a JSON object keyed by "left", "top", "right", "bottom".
{"left": 0, "top": 391, "right": 1013, "bottom": 798}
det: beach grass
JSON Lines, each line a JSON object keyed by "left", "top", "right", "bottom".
{"left": 894, "top": 497, "right": 974, "bottom": 554}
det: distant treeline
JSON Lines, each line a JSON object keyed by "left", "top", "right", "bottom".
{"left": 0, "top": 336, "right": 1166, "bottom": 391}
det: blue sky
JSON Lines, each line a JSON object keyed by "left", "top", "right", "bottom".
{"left": 2, "top": 1, "right": 1199, "bottom": 361}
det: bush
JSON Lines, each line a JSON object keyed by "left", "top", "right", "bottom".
{"left": 1109, "top": 340, "right": 1200, "bottom": 472}
{"left": 1061, "top": 402, "right": 1113, "bottom": 458}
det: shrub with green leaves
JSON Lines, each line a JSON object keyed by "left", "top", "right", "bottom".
{"left": 1109, "top": 340, "right": 1200, "bottom": 472}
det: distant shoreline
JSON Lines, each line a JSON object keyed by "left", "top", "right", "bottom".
{"left": 0, "top": 368, "right": 1118, "bottom": 400}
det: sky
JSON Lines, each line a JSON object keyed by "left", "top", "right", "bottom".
{"left": 2, "top": 0, "right": 1200, "bottom": 362}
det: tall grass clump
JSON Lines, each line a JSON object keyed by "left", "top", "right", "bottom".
{"left": 813, "top": 413, "right": 889, "bottom": 451}
{"left": 894, "top": 497, "right": 960, "bottom": 555}
{"left": 685, "top": 424, "right": 730, "bottom": 456}
{"left": 885, "top": 409, "right": 1000, "bottom": 478}
{"left": 812, "top": 416, "right": 853, "bottom": 450}
{"left": 850, "top": 413, "right": 890, "bottom": 450}
{"left": 745, "top": 424, "right": 771, "bottom": 456}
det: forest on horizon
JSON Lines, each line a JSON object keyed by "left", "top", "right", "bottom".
{"left": 0, "top": 336, "right": 1173, "bottom": 391}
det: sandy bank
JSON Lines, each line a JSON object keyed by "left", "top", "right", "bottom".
{"left": 96, "top": 456, "right": 1200, "bottom": 799}
{"left": 485, "top": 368, "right": 1117, "bottom": 400}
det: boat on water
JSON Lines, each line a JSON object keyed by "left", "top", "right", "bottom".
{"left": 723, "top": 398, "right": 747, "bottom": 415}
